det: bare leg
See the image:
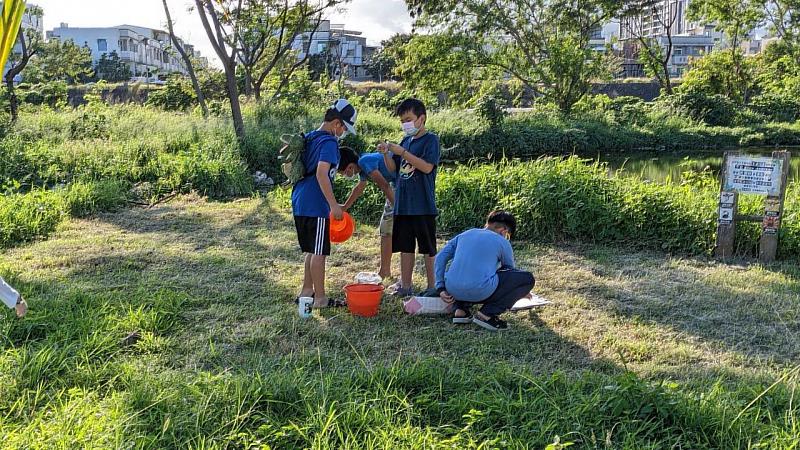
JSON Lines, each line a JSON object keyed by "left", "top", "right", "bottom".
{"left": 424, "top": 255, "right": 435, "bottom": 289}
{"left": 299, "top": 253, "right": 314, "bottom": 297}
{"left": 15, "top": 296, "right": 27, "bottom": 318}
{"left": 310, "top": 254, "right": 328, "bottom": 307}
{"left": 400, "top": 252, "right": 414, "bottom": 289}
{"left": 378, "top": 235, "right": 393, "bottom": 279}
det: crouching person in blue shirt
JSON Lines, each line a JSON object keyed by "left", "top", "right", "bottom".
{"left": 434, "top": 211, "right": 535, "bottom": 331}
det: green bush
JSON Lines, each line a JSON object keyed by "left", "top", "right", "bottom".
{"left": 748, "top": 93, "right": 800, "bottom": 123}
{"left": 337, "top": 157, "right": 798, "bottom": 258}
{"left": 69, "top": 108, "right": 109, "bottom": 140}
{"left": 0, "top": 189, "right": 64, "bottom": 248}
{"left": 655, "top": 90, "right": 738, "bottom": 127}
{"left": 146, "top": 77, "right": 196, "bottom": 111}
{"left": 63, "top": 179, "right": 130, "bottom": 217}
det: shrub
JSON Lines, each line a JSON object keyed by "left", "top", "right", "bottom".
{"left": 655, "top": 90, "right": 738, "bottom": 127}
{"left": 63, "top": 179, "right": 130, "bottom": 217}
{"left": 69, "top": 108, "right": 109, "bottom": 140}
{"left": 748, "top": 93, "right": 800, "bottom": 123}
{"left": 146, "top": 77, "right": 196, "bottom": 111}
{"left": 0, "top": 189, "right": 64, "bottom": 248}
{"left": 475, "top": 95, "right": 509, "bottom": 129}
{"left": 337, "top": 157, "right": 797, "bottom": 257}
{"left": 364, "top": 89, "right": 394, "bottom": 111}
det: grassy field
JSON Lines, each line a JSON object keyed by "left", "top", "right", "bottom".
{"left": 1, "top": 194, "right": 798, "bottom": 448}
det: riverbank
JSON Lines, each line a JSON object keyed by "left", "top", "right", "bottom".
{"left": 1, "top": 195, "right": 797, "bottom": 447}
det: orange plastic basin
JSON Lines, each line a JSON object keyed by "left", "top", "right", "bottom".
{"left": 329, "top": 212, "right": 354, "bottom": 243}
{"left": 344, "top": 283, "right": 385, "bottom": 317}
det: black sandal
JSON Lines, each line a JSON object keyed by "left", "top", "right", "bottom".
{"left": 452, "top": 309, "right": 472, "bottom": 324}
{"left": 326, "top": 298, "right": 347, "bottom": 308}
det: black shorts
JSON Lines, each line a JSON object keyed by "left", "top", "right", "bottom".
{"left": 294, "top": 216, "right": 331, "bottom": 256}
{"left": 392, "top": 215, "right": 437, "bottom": 256}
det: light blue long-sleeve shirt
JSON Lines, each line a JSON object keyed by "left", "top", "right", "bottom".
{"left": 434, "top": 228, "right": 515, "bottom": 302}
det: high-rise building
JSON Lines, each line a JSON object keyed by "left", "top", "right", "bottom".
{"left": 619, "top": 0, "right": 722, "bottom": 78}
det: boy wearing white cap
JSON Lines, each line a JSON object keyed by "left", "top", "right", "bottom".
{"left": 292, "top": 99, "right": 360, "bottom": 309}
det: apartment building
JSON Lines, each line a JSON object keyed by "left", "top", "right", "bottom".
{"left": 292, "top": 20, "right": 377, "bottom": 80}
{"left": 48, "top": 23, "right": 206, "bottom": 78}
{"left": 619, "top": 0, "right": 721, "bottom": 77}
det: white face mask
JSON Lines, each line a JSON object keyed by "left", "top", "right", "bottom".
{"left": 402, "top": 120, "right": 419, "bottom": 137}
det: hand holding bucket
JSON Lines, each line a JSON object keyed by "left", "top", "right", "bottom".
{"left": 329, "top": 211, "right": 354, "bottom": 243}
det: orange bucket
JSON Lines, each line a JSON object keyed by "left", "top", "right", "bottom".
{"left": 329, "top": 212, "right": 355, "bottom": 243}
{"left": 344, "top": 283, "right": 385, "bottom": 317}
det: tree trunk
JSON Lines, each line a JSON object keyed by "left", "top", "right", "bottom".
{"left": 661, "top": 61, "right": 672, "bottom": 94}
{"left": 225, "top": 63, "right": 245, "bottom": 141}
{"left": 253, "top": 81, "right": 262, "bottom": 101}
{"left": 162, "top": 0, "right": 208, "bottom": 117}
{"left": 4, "top": 74, "right": 18, "bottom": 122}
{"left": 243, "top": 70, "right": 254, "bottom": 98}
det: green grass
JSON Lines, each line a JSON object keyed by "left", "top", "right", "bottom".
{"left": 1, "top": 195, "right": 798, "bottom": 448}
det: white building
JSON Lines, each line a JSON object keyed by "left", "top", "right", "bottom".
{"left": 48, "top": 23, "right": 205, "bottom": 78}
{"left": 292, "top": 20, "right": 377, "bottom": 80}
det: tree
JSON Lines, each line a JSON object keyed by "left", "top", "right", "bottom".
{"left": 678, "top": 48, "right": 759, "bottom": 103}
{"left": 761, "top": 0, "right": 800, "bottom": 61}
{"left": 687, "top": 0, "right": 764, "bottom": 102}
{"left": 95, "top": 51, "right": 132, "bottom": 82}
{"left": 26, "top": 39, "right": 93, "bottom": 84}
{"left": 4, "top": 5, "right": 44, "bottom": 121}
{"left": 366, "top": 33, "right": 411, "bottom": 82}
{"left": 194, "top": 0, "right": 347, "bottom": 140}
{"left": 405, "top": 0, "right": 621, "bottom": 113}
{"left": 162, "top": 0, "right": 208, "bottom": 117}
{"left": 395, "top": 32, "right": 479, "bottom": 106}
{"left": 194, "top": 0, "right": 251, "bottom": 141}
{"left": 235, "top": 0, "right": 334, "bottom": 100}
{"left": 620, "top": 0, "right": 680, "bottom": 93}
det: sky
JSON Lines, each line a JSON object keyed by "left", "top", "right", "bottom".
{"left": 30, "top": 0, "right": 415, "bottom": 67}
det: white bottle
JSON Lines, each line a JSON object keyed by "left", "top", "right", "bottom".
{"left": 298, "top": 296, "right": 314, "bottom": 319}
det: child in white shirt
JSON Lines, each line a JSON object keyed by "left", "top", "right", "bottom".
{"left": 1, "top": 277, "right": 27, "bottom": 317}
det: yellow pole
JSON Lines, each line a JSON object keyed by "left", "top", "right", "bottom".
{"left": 0, "top": 1, "right": 27, "bottom": 73}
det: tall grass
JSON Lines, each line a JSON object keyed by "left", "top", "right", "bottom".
{"left": 0, "top": 105, "right": 255, "bottom": 247}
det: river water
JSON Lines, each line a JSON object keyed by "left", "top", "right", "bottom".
{"left": 597, "top": 148, "right": 800, "bottom": 183}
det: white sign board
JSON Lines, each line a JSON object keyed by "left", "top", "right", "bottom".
{"left": 723, "top": 156, "right": 784, "bottom": 196}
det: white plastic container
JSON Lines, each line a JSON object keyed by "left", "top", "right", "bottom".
{"left": 354, "top": 272, "right": 382, "bottom": 285}
{"left": 298, "top": 296, "right": 313, "bottom": 318}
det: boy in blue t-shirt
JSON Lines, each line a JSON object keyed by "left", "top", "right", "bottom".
{"left": 378, "top": 98, "right": 440, "bottom": 297}
{"left": 342, "top": 152, "right": 397, "bottom": 279}
{"left": 435, "top": 211, "right": 535, "bottom": 332}
{"left": 292, "top": 99, "right": 360, "bottom": 308}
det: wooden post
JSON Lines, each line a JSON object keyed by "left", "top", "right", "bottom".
{"left": 715, "top": 152, "right": 738, "bottom": 260}
{"left": 758, "top": 151, "right": 791, "bottom": 263}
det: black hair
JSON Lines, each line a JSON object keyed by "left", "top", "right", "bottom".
{"left": 395, "top": 98, "right": 427, "bottom": 118}
{"left": 487, "top": 210, "right": 517, "bottom": 238}
{"left": 324, "top": 108, "right": 344, "bottom": 124}
{"left": 339, "top": 146, "right": 360, "bottom": 169}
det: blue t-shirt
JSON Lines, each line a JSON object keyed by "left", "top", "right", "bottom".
{"left": 358, "top": 153, "right": 396, "bottom": 184}
{"left": 392, "top": 132, "right": 440, "bottom": 215}
{"left": 291, "top": 130, "right": 339, "bottom": 218}
{"left": 434, "top": 228, "right": 516, "bottom": 302}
